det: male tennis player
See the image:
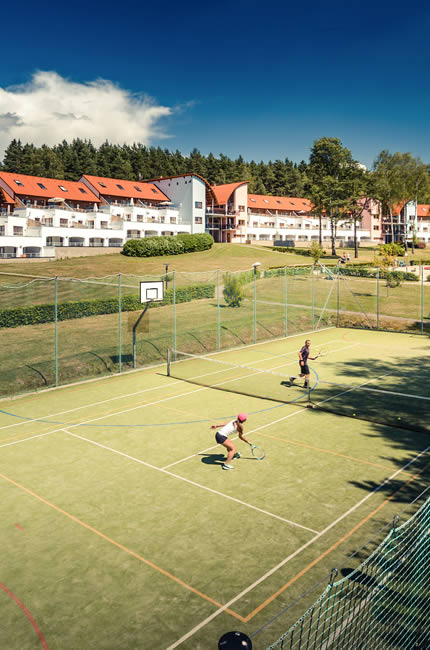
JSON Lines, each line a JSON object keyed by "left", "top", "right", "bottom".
{"left": 210, "top": 413, "right": 250, "bottom": 470}
{"left": 290, "top": 339, "right": 317, "bottom": 389}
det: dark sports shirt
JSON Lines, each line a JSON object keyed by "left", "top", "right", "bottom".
{"left": 300, "top": 345, "right": 310, "bottom": 363}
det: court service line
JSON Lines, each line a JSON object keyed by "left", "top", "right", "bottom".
{"left": 60, "top": 428, "right": 318, "bottom": 534}
{"left": 166, "top": 446, "right": 430, "bottom": 649}
{"left": 0, "top": 472, "right": 241, "bottom": 621}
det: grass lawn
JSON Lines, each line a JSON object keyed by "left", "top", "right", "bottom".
{"left": 0, "top": 243, "right": 311, "bottom": 281}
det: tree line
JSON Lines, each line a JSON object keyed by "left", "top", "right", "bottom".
{"left": 0, "top": 138, "right": 309, "bottom": 196}
{"left": 1, "top": 136, "right": 430, "bottom": 256}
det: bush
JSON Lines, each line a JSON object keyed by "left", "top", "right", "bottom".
{"left": 122, "top": 233, "right": 214, "bottom": 258}
{"left": 0, "top": 283, "right": 215, "bottom": 329}
{"left": 378, "top": 243, "right": 405, "bottom": 257}
{"left": 223, "top": 273, "right": 246, "bottom": 307}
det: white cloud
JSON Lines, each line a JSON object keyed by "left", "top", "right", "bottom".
{"left": 0, "top": 71, "right": 173, "bottom": 153}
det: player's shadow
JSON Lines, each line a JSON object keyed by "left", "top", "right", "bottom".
{"left": 199, "top": 453, "right": 226, "bottom": 466}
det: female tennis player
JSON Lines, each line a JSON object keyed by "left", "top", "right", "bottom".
{"left": 210, "top": 413, "right": 250, "bottom": 470}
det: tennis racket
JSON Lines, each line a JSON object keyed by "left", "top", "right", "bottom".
{"left": 314, "top": 348, "right": 326, "bottom": 360}
{"left": 251, "top": 444, "right": 265, "bottom": 460}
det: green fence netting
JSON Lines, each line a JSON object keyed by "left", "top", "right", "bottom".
{"left": 0, "top": 263, "right": 429, "bottom": 397}
{"left": 267, "top": 494, "right": 430, "bottom": 650}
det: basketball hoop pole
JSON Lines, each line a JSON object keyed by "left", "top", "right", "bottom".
{"left": 133, "top": 300, "right": 152, "bottom": 368}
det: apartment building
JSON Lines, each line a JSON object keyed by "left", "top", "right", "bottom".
{"left": 208, "top": 185, "right": 379, "bottom": 245}
{"left": 0, "top": 170, "right": 390, "bottom": 258}
{"left": 382, "top": 201, "right": 430, "bottom": 244}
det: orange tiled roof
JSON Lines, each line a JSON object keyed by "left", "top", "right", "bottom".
{"left": 82, "top": 175, "right": 170, "bottom": 202}
{"left": 0, "top": 187, "right": 15, "bottom": 203}
{"left": 211, "top": 182, "right": 248, "bottom": 205}
{"left": 392, "top": 203, "right": 430, "bottom": 217}
{"left": 0, "top": 172, "right": 100, "bottom": 203}
{"left": 248, "top": 194, "right": 312, "bottom": 213}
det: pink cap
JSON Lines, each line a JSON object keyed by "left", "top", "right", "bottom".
{"left": 237, "top": 413, "right": 248, "bottom": 422}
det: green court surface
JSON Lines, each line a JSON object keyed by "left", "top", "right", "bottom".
{"left": 1, "top": 328, "right": 429, "bottom": 649}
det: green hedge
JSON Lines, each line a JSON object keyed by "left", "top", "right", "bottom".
{"left": 339, "top": 266, "right": 419, "bottom": 281}
{"left": 264, "top": 267, "right": 310, "bottom": 277}
{"left": 121, "top": 233, "right": 214, "bottom": 257}
{"left": 0, "top": 283, "right": 215, "bottom": 329}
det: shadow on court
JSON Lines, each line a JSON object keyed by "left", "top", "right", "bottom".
{"left": 199, "top": 453, "right": 257, "bottom": 465}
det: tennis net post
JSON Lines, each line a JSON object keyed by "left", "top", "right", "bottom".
{"left": 167, "top": 348, "right": 171, "bottom": 377}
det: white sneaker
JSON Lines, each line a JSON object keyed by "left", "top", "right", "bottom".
{"left": 222, "top": 463, "right": 234, "bottom": 470}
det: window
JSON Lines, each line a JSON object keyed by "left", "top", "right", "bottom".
{"left": 14, "top": 179, "right": 24, "bottom": 186}
{"left": 79, "top": 187, "right": 87, "bottom": 194}
{"left": 37, "top": 183, "right": 47, "bottom": 190}
{"left": 58, "top": 185, "right": 68, "bottom": 192}
{"left": 100, "top": 221, "right": 108, "bottom": 228}
{"left": 116, "top": 184, "right": 124, "bottom": 190}
{"left": 152, "top": 188, "right": 158, "bottom": 194}
{"left": 195, "top": 216, "right": 202, "bottom": 224}
{"left": 250, "top": 198, "right": 256, "bottom": 202}
{"left": 60, "top": 219, "right": 68, "bottom": 227}
{"left": 276, "top": 200, "right": 281, "bottom": 204}
{"left": 194, "top": 201, "right": 202, "bottom": 209}
{"left": 13, "top": 226, "right": 23, "bottom": 235}
{"left": 238, "top": 205, "right": 245, "bottom": 211}
{"left": 134, "top": 186, "right": 142, "bottom": 192}
{"left": 137, "top": 215, "right": 143, "bottom": 222}
{"left": 263, "top": 199, "right": 269, "bottom": 204}
{"left": 373, "top": 225, "right": 379, "bottom": 230}
{"left": 98, "top": 182, "right": 107, "bottom": 188}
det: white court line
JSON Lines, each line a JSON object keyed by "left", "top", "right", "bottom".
{"left": 0, "top": 339, "right": 338, "bottom": 432}
{"left": 0, "top": 349, "right": 312, "bottom": 450}
{"left": 61, "top": 427, "right": 318, "bottom": 534}
{"left": 0, "top": 340, "right": 358, "bottom": 439}
{"left": 166, "top": 444, "right": 430, "bottom": 650}
{"left": 0, "top": 325, "right": 335, "bottom": 410}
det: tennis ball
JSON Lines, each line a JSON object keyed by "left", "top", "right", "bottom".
{"left": 353, "top": 413, "right": 356, "bottom": 416}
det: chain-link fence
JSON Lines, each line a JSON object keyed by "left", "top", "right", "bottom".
{"left": 0, "top": 265, "right": 429, "bottom": 398}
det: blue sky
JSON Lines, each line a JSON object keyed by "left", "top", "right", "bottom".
{"left": 1, "top": 0, "right": 429, "bottom": 168}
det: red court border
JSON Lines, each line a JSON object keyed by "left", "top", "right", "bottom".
{"left": 0, "top": 582, "right": 49, "bottom": 649}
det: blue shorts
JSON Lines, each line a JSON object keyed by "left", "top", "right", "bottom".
{"left": 215, "top": 432, "right": 228, "bottom": 444}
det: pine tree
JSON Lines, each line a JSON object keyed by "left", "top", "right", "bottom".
{"left": 2, "top": 139, "right": 24, "bottom": 172}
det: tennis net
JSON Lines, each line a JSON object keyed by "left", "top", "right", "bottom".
{"left": 167, "top": 350, "right": 430, "bottom": 434}
{"left": 167, "top": 349, "right": 311, "bottom": 406}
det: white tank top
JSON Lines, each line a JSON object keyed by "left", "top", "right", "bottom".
{"left": 218, "top": 420, "right": 237, "bottom": 438}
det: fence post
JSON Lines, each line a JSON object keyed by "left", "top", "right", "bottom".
{"left": 284, "top": 266, "right": 288, "bottom": 337}
{"left": 312, "top": 264, "right": 315, "bottom": 330}
{"left": 253, "top": 267, "right": 257, "bottom": 344}
{"left": 420, "top": 262, "right": 424, "bottom": 334}
{"left": 173, "top": 271, "right": 177, "bottom": 359}
{"left": 376, "top": 266, "right": 380, "bottom": 330}
{"left": 118, "top": 273, "right": 122, "bottom": 373}
{"left": 54, "top": 276, "right": 58, "bottom": 386}
{"left": 336, "top": 266, "right": 340, "bottom": 327}
{"left": 217, "top": 269, "right": 220, "bottom": 351}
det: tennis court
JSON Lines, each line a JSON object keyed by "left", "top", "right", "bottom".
{"left": 1, "top": 327, "right": 429, "bottom": 649}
